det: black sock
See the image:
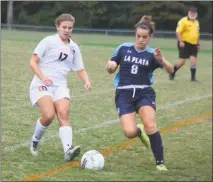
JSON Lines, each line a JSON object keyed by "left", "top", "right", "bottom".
{"left": 137, "top": 127, "right": 142, "bottom": 137}
{"left": 173, "top": 64, "right": 179, "bottom": 74}
{"left": 190, "top": 68, "right": 196, "bottom": 80}
{"left": 148, "top": 131, "right": 164, "bottom": 165}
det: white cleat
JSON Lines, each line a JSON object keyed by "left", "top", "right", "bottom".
{"left": 64, "top": 146, "right": 80, "bottom": 161}
{"left": 30, "top": 140, "right": 39, "bottom": 156}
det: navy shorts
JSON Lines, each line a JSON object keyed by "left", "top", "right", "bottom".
{"left": 115, "top": 87, "right": 156, "bottom": 117}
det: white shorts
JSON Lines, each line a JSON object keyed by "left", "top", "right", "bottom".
{"left": 29, "top": 84, "right": 70, "bottom": 107}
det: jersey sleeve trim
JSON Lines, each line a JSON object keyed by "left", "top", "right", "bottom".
{"left": 111, "top": 42, "right": 134, "bottom": 59}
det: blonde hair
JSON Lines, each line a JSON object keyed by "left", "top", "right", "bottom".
{"left": 135, "top": 15, "right": 155, "bottom": 34}
{"left": 55, "top": 14, "right": 75, "bottom": 26}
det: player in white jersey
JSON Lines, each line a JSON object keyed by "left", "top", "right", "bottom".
{"left": 29, "top": 14, "right": 92, "bottom": 161}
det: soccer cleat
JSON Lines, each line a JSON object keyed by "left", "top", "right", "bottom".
{"left": 30, "top": 140, "right": 39, "bottom": 156}
{"left": 137, "top": 124, "right": 150, "bottom": 148}
{"left": 156, "top": 164, "right": 168, "bottom": 171}
{"left": 169, "top": 73, "right": 175, "bottom": 80}
{"left": 64, "top": 146, "right": 81, "bottom": 161}
{"left": 191, "top": 78, "right": 199, "bottom": 82}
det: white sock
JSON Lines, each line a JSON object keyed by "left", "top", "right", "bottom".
{"left": 59, "top": 126, "right": 73, "bottom": 153}
{"left": 32, "top": 119, "right": 48, "bottom": 142}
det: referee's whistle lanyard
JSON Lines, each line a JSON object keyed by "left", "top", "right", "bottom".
{"left": 116, "top": 85, "right": 150, "bottom": 98}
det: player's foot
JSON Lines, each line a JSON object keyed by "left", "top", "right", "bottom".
{"left": 64, "top": 146, "right": 81, "bottom": 161}
{"left": 169, "top": 73, "right": 175, "bottom": 80}
{"left": 137, "top": 124, "right": 150, "bottom": 148}
{"left": 156, "top": 164, "right": 168, "bottom": 171}
{"left": 191, "top": 78, "right": 199, "bottom": 82}
{"left": 30, "top": 140, "right": 39, "bottom": 156}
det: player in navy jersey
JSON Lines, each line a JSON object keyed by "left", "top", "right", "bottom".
{"left": 106, "top": 16, "right": 174, "bottom": 171}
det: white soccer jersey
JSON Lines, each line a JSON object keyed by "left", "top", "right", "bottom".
{"left": 31, "top": 34, "right": 84, "bottom": 87}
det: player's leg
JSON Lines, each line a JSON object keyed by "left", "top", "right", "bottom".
{"left": 31, "top": 96, "right": 55, "bottom": 156}
{"left": 116, "top": 89, "right": 138, "bottom": 138}
{"left": 189, "top": 45, "right": 199, "bottom": 81}
{"left": 29, "top": 86, "right": 55, "bottom": 156}
{"left": 120, "top": 112, "right": 151, "bottom": 148}
{"left": 138, "top": 106, "right": 167, "bottom": 171}
{"left": 189, "top": 56, "right": 198, "bottom": 81}
{"left": 136, "top": 88, "right": 167, "bottom": 171}
{"left": 115, "top": 89, "right": 149, "bottom": 147}
{"left": 53, "top": 86, "right": 80, "bottom": 161}
{"left": 169, "top": 58, "right": 186, "bottom": 80}
{"left": 169, "top": 41, "right": 188, "bottom": 80}
{"left": 120, "top": 112, "right": 137, "bottom": 138}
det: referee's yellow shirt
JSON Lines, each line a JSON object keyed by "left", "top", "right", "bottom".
{"left": 176, "top": 17, "right": 200, "bottom": 45}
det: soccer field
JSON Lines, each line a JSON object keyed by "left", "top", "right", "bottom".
{"left": 1, "top": 30, "right": 212, "bottom": 181}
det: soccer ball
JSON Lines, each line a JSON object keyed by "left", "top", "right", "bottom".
{"left": 81, "top": 150, "right": 104, "bottom": 170}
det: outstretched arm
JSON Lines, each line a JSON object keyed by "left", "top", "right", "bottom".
{"left": 154, "top": 48, "right": 174, "bottom": 74}
{"left": 161, "top": 59, "right": 174, "bottom": 74}
{"left": 77, "top": 69, "right": 92, "bottom": 91}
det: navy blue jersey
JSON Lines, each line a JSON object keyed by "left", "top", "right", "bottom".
{"left": 111, "top": 43, "right": 163, "bottom": 87}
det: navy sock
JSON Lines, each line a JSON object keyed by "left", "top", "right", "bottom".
{"left": 190, "top": 68, "right": 196, "bottom": 80}
{"left": 173, "top": 64, "right": 179, "bottom": 73}
{"left": 137, "top": 127, "right": 142, "bottom": 137}
{"left": 148, "top": 131, "right": 164, "bottom": 165}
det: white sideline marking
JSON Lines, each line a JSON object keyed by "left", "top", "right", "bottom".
{"left": 2, "top": 94, "right": 212, "bottom": 153}
{"left": 1, "top": 71, "right": 212, "bottom": 110}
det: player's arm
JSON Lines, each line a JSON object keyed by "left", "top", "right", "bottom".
{"left": 154, "top": 48, "right": 174, "bottom": 74}
{"left": 197, "top": 22, "right": 201, "bottom": 51}
{"left": 77, "top": 69, "right": 92, "bottom": 91}
{"left": 106, "top": 60, "right": 118, "bottom": 74}
{"left": 106, "top": 44, "right": 122, "bottom": 74}
{"left": 176, "top": 32, "right": 183, "bottom": 42}
{"left": 29, "top": 54, "right": 44, "bottom": 80}
{"left": 29, "top": 54, "right": 53, "bottom": 86}
{"left": 161, "top": 59, "right": 174, "bottom": 74}
{"left": 29, "top": 38, "right": 53, "bottom": 86}
{"left": 176, "top": 19, "right": 185, "bottom": 47}
{"left": 73, "top": 45, "right": 92, "bottom": 91}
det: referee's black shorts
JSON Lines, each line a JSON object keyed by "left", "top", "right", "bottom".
{"left": 177, "top": 41, "right": 198, "bottom": 59}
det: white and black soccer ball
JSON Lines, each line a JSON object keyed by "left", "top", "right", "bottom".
{"left": 81, "top": 150, "right": 104, "bottom": 170}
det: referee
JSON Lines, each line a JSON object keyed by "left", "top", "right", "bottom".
{"left": 169, "top": 7, "right": 200, "bottom": 81}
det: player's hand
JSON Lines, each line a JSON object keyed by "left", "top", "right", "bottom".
{"left": 197, "top": 44, "right": 200, "bottom": 52}
{"left": 84, "top": 81, "right": 92, "bottom": 91}
{"left": 107, "top": 61, "right": 118, "bottom": 73}
{"left": 41, "top": 77, "right": 53, "bottom": 86}
{"left": 107, "top": 61, "right": 117, "bottom": 70}
{"left": 154, "top": 48, "right": 164, "bottom": 64}
{"left": 179, "top": 41, "right": 185, "bottom": 48}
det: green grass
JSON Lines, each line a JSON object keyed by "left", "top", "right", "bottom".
{"left": 1, "top": 29, "right": 212, "bottom": 181}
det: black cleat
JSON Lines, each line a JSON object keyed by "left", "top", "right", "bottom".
{"left": 191, "top": 78, "right": 199, "bottom": 82}
{"left": 169, "top": 73, "right": 175, "bottom": 80}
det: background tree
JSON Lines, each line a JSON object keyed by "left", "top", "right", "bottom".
{"left": 1, "top": 1, "right": 212, "bottom": 33}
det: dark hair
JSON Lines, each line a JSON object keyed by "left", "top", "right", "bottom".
{"left": 55, "top": 14, "right": 75, "bottom": 26}
{"left": 188, "top": 7, "right": 197, "bottom": 13}
{"left": 135, "top": 15, "right": 155, "bottom": 34}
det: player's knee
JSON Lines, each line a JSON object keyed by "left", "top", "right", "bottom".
{"left": 144, "top": 121, "right": 157, "bottom": 133}
{"left": 179, "top": 60, "right": 185, "bottom": 67}
{"left": 180, "top": 62, "right": 185, "bottom": 66}
{"left": 42, "top": 110, "right": 55, "bottom": 122}
{"left": 123, "top": 129, "right": 137, "bottom": 138}
{"left": 57, "top": 109, "right": 69, "bottom": 121}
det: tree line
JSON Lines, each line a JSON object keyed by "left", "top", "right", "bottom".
{"left": 1, "top": 1, "right": 212, "bottom": 33}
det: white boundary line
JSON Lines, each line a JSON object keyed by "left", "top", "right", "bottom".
{"left": 2, "top": 94, "right": 212, "bottom": 153}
